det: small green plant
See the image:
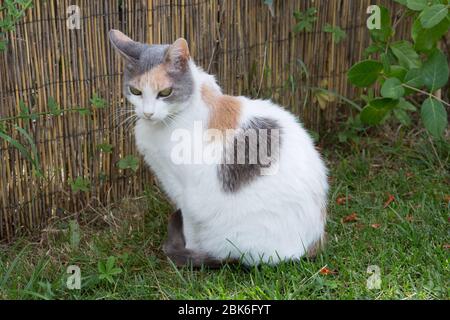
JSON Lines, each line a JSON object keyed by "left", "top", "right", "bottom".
{"left": 98, "top": 256, "right": 123, "bottom": 284}
{"left": 323, "top": 24, "right": 347, "bottom": 44}
{"left": 0, "top": 0, "right": 33, "bottom": 51}
{"left": 347, "top": 2, "right": 449, "bottom": 139}
{"left": 69, "top": 177, "right": 91, "bottom": 193}
{"left": 293, "top": 7, "right": 318, "bottom": 33}
{"left": 117, "top": 155, "right": 140, "bottom": 172}
{"left": 0, "top": 93, "right": 107, "bottom": 179}
{"left": 90, "top": 92, "right": 107, "bottom": 109}
{"left": 96, "top": 143, "right": 114, "bottom": 153}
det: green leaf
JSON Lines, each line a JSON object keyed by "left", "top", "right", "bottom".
{"left": 386, "top": 65, "right": 408, "bottom": 82}
{"left": 406, "top": 0, "right": 428, "bottom": 11}
{"left": 390, "top": 41, "right": 421, "bottom": 69}
{"left": 96, "top": 143, "right": 114, "bottom": 153}
{"left": 381, "top": 78, "right": 405, "bottom": 99}
{"left": 323, "top": 24, "right": 347, "bottom": 44}
{"left": 70, "top": 177, "right": 90, "bottom": 193}
{"left": 347, "top": 60, "right": 383, "bottom": 88}
{"left": 421, "top": 98, "right": 448, "bottom": 138}
{"left": 19, "top": 100, "right": 30, "bottom": 119}
{"left": 106, "top": 256, "right": 116, "bottom": 272}
{"left": 369, "top": 6, "right": 393, "bottom": 43}
{"left": 15, "top": 125, "right": 43, "bottom": 177}
{"left": 77, "top": 108, "right": 91, "bottom": 116}
{"left": 293, "top": 8, "right": 317, "bottom": 33}
{"left": 412, "top": 17, "right": 450, "bottom": 52}
{"left": 48, "top": 97, "right": 62, "bottom": 116}
{"left": 90, "top": 92, "right": 107, "bottom": 109}
{"left": 380, "top": 53, "right": 391, "bottom": 74}
{"left": 0, "top": 39, "right": 7, "bottom": 51}
{"left": 363, "top": 44, "right": 384, "bottom": 58}
{"left": 404, "top": 68, "right": 425, "bottom": 88}
{"left": 97, "top": 261, "right": 106, "bottom": 274}
{"left": 421, "top": 49, "right": 449, "bottom": 92}
{"left": 0, "top": 130, "right": 41, "bottom": 177}
{"left": 394, "top": 108, "right": 412, "bottom": 126}
{"left": 419, "top": 4, "right": 448, "bottom": 29}
{"left": 117, "top": 155, "right": 139, "bottom": 172}
{"left": 360, "top": 98, "right": 398, "bottom": 125}
{"left": 398, "top": 99, "right": 417, "bottom": 112}
{"left": 109, "top": 268, "right": 122, "bottom": 276}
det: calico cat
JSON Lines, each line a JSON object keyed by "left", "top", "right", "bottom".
{"left": 109, "top": 30, "right": 328, "bottom": 267}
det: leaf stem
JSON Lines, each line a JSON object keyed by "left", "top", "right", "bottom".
{"left": 401, "top": 83, "right": 450, "bottom": 107}
{"left": 0, "top": 107, "right": 89, "bottom": 123}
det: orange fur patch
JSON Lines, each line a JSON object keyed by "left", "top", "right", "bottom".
{"left": 201, "top": 85, "right": 241, "bottom": 131}
{"left": 141, "top": 64, "right": 172, "bottom": 91}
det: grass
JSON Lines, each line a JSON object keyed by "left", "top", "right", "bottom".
{"left": 0, "top": 132, "right": 448, "bottom": 300}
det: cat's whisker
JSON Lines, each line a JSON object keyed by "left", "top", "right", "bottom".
{"left": 109, "top": 109, "right": 135, "bottom": 122}
{"left": 167, "top": 113, "right": 194, "bottom": 128}
{"left": 124, "top": 115, "right": 139, "bottom": 132}
{"left": 114, "top": 114, "right": 137, "bottom": 132}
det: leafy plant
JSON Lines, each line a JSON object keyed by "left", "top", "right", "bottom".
{"left": 117, "top": 155, "right": 139, "bottom": 172}
{"left": 0, "top": 123, "right": 43, "bottom": 177}
{"left": 0, "top": 0, "right": 33, "bottom": 51}
{"left": 90, "top": 92, "right": 107, "bottom": 109}
{"left": 293, "top": 8, "right": 347, "bottom": 45}
{"left": 347, "top": 2, "right": 449, "bottom": 139}
{"left": 69, "top": 177, "right": 91, "bottom": 193}
{"left": 323, "top": 24, "right": 347, "bottom": 44}
{"left": 293, "top": 7, "right": 318, "bottom": 33}
{"left": 97, "top": 256, "right": 122, "bottom": 284}
{"left": 96, "top": 143, "right": 114, "bottom": 153}
{"left": 0, "top": 93, "right": 104, "bottom": 180}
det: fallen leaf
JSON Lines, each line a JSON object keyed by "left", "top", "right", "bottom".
{"left": 443, "top": 244, "right": 450, "bottom": 250}
{"left": 319, "top": 266, "right": 337, "bottom": 275}
{"left": 343, "top": 212, "right": 358, "bottom": 223}
{"left": 406, "top": 215, "right": 414, "bottom": 222}
{"left": 371, "top": 223, "right": 381, "bottom": 229}
{"left": 444, "top": 195, "right": 450, "bottom": 203}
{"left": 406, "top": 172, "right": 414, "bottom": 178}
{"left": 383, "top": 194, "right": 395, "bottom": 208}
{"left": 336, "top": 195, "right": 351, "bottom": 205}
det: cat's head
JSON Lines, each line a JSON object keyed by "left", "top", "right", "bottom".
{"left": 109, "top": 30, "right": 194, "bottom": 123}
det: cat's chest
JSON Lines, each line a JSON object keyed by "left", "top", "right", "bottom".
{"left": 135, "top": 123, "right": 172, "bottom": 160}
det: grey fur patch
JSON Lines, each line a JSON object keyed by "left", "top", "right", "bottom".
{"left": 218, "top": 117, "right": 282, "bottom": 193}
{"left": 109, "top": 31, "right": 194, "bottom": 103}
{"left": 125, "top": 45, "right": 194, "bottom": 104}
{"left": 163, "top": 210, "right": 237, "bottom": 268}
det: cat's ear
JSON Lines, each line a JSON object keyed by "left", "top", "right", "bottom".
{"left": 109, "top": 29, "right": 146, "bottom": 64}
{"left": 165, "top": 38, "right": 190, "bottom": 71}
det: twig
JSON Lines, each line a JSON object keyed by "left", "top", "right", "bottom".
{"left": 256, "top": 43, "right": 268, "bottom": 98}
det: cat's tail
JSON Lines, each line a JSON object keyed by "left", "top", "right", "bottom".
{"left": 162, "top": 209, "right": 237, "bottom": 268}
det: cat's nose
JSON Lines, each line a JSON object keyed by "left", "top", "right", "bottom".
{"left": 143, "top": 112, "right": 154, "bottom": 119}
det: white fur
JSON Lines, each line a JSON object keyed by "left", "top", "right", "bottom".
{"left": 133, "top": 61, "right": 328, "bottom": 265}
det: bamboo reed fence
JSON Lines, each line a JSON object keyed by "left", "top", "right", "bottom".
{"left": 0, "top": 0, "right": 412, "bottom": 241}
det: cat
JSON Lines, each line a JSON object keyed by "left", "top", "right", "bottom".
{"left": 109, "top": 30, "right": 329, "bottom": 267}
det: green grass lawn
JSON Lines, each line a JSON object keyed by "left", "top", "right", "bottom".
{"left": 0, "top": 134, "right": 448, "bottom": 300}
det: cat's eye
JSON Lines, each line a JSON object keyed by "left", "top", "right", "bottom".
{"left": 129, "top": 86, "right": 142, "bottom": 96}
{"left": 157, "top": 88, "right": 172, "bottom": 98}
